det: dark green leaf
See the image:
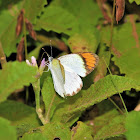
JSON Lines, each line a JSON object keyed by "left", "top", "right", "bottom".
{"left": 0, "top": 100, "right": 41, "bottom": 136}
{"left": 52, "top": 75, "right": 140, "bottom": 126}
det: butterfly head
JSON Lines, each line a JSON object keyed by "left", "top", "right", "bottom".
{"left": 48, "top": 56, "right": 53, "bottom": 63}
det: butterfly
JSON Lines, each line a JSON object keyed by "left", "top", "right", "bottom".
{"left": 47, "top": 52, "right": 99, "bottom": 98}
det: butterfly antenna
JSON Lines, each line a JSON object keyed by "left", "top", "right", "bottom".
{"left": 41, "top": 48, "right": 50, "bottom": 60}
{"left": 50, "top": 40, "right": 53, "bottom": 57}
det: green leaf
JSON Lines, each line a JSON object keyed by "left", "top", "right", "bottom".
{"left": 129, "top": 0, "right": 140, "bottom": 5}
{"left": 21, "top": 133, "right": 46, "bottom": 140}
{"left": 21, "top": 122, "right": 71, "bottom": 140}
{"left": 50, "top": 0, "right": 102, "bottom": 52}
{"left": 93, "top": 110, "right": 125, "bottom": 140}
{"left": 35, "top": 5, "right": 79, "bottom": 36}
{"left": 71, "top": 121, "right": 93, "bottom": 140}
{"left": 68, "top": 29, "right": 100, "bottom": 53}
{"left": 0, "top": 0, "right": 46, "bottom": 56}
{"left": 125, "top": 111, "right": 140, "bottom": 140}
{"left": 0, "top": 117, "right": 17, "bottom": 140}
{"left": 41, "top": 74, "right": 64, "bottom": 122}
{"left": 0, "top": 61, "right": 37, "bottom": 103}
{"left": 103, "top": 15, "right": 140, "bottom": 81}
{"left": 23, "top": 0, "right": 47, "bottom": 23}
{"left": 0, "top": 0, "right": 22, "bottom": 56}
{"left": 52, "top": 75, "right": 140, "bottom": 126}
{"left": 0, "top": 100, "right": 41, "bottom": 136}
{"left": 51, "top": 0, "right": 102, "bottom": 28}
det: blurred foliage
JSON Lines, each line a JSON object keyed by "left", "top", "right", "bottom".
{"left": 0, "top": 0, "right": 140, "bottom": 139}
{"left": 125, "top": 111, "right": 140, "bottom": 140}
{"left": 129, "top": 0, "right": 140, "bottom": 5}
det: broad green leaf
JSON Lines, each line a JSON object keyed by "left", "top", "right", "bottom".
{"left": 0, "top": 117, "right": 17, "bottom": 140}
{"left": 125, "top": 111, "right": 140, "bottom": 140}
{"left": 21, "top": 122, "right": 71, "bottom": 140}
{"left": 0, "top": 100, "right": 41, "bottom": 136}
{"left": 35, "top": 6, "right": 79, "bottom": 36}
{"left": 0, "top": 0, "right": 46, "bottom": 56}
{"left": 71, "top": 121, "right": 93, "bottom": 140}
{"left": 52, "top": 75, "right": 140, "bottom": 126}
{"left": 129, "top": 0, "right": 140, "bottom": 5}
{"left": 41, "top": 74, "right": 64, "bottom": 122}
{"left": 0, "top": 61, "right": 37, "bottom": 103}
{"left": 93, "top": 110, "right": 125, "bottom": 140}
{"left": 51, "top": 0, "right": 102, "bottom": 52}
{"left": 51, "top": 0, "right": 102, "bottom": 28}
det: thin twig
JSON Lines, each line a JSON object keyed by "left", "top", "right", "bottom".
{"left": 108, "top": 97, "right": 124, "bottom": 115}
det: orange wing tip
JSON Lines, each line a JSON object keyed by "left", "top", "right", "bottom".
{"left": 79, "top": 52, "right": 99, "bottom": 75}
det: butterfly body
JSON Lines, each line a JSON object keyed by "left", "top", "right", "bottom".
{"left": 47, "top": 53, "right": 99, "bottom": 98}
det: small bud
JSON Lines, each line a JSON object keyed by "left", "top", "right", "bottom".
{"left": 31, "top": 56, "right": 37, "bottom": 66}
{"left": 40, "top": 58, "right": 46, "bottom": 69}
{"left": 39, "top": 58, "right": 46, "bottom": 75}
{"left": 26, "top": 56, "right": 37, "bottom": 67}
{"left": 26, "top": 60, "right": 31, "bottom": 66}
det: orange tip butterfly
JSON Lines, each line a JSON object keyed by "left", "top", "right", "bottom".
{"left": 46, "top": 52, "right": 99, "bottom": 98}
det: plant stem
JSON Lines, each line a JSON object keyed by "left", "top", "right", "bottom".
{"left": 0, "top": 42, "right": 7, "bottom": 68}
{"left": 45, "top": 94, "right": 56, "bottom": 123}
{"left": 118, "top": 93, "right": 128, "bottom": 114}
{"left": 103, "top": 58, "right": 128, "bottom": 114}
{"left": 32, "top": 79, "right": 46, "bottom": 124}
{"left": 108, "top": 97, "right": 124, "bottom": 115}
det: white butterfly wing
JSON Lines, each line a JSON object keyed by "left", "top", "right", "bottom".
{"left": 48, "top": 52, "right": 98, "bottom": 97}
{"left": 49, "top": 59, "right": 65, "bottom": 97}
{"left": 63, "top": 66, "right": 83, "bottom": 96}
{"left": 58, "top": 54, "right": 87, "bottom": 77}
